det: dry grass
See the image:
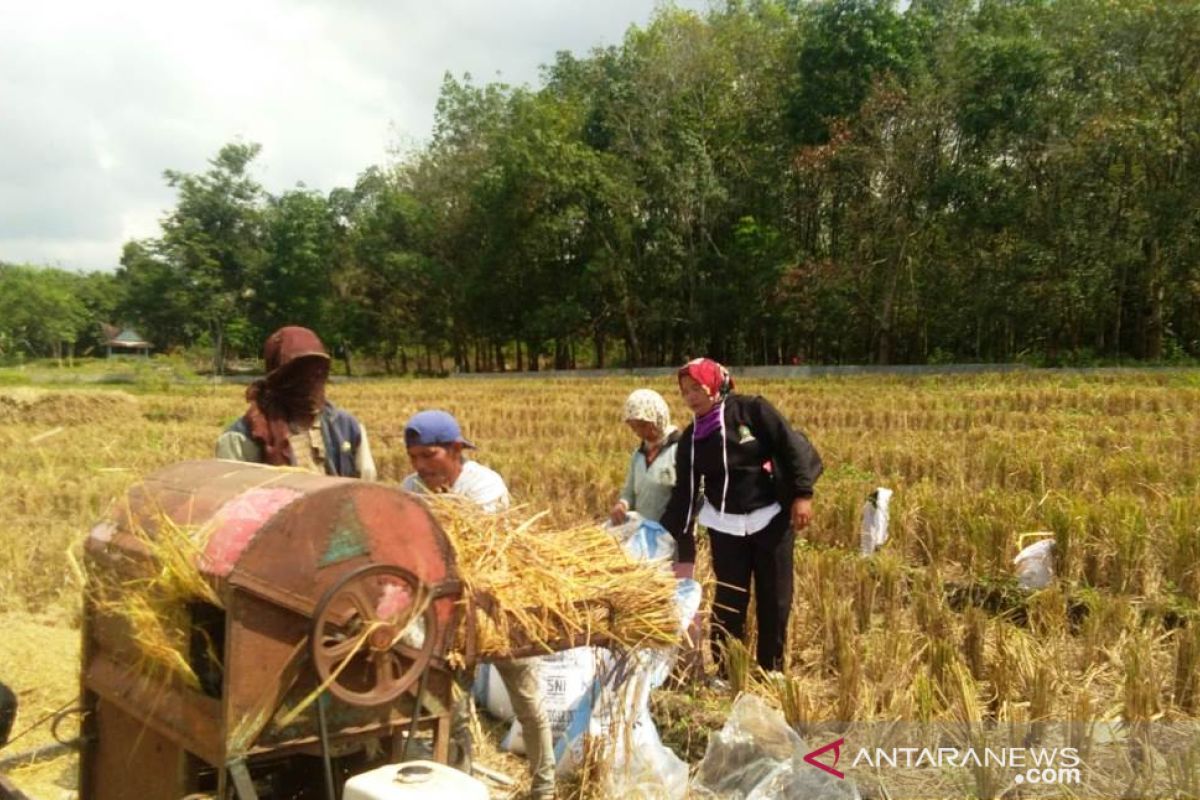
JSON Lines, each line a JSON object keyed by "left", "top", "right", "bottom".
{"left": 0, "top": 370, "right": 1198, "bottom": 797}
{"left": 0, "top": 388, "right": 139, "bottom": 426}
{"left": 79, "top": 505, "right": 221, "bottom": 688}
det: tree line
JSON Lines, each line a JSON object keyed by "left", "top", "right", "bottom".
{"left": 6, "top": 0, "right": 1199, "bottom": 371}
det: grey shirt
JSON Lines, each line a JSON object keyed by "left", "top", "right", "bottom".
{"left": 618, "top": 435, "right": 679, "bottom": 524}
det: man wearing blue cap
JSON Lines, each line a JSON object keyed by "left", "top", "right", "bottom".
{"left": 400, "top": 410, "right": 508, "bottom": 513}
{"left": 401, "top": 410, "right": 555, "bottom": 799}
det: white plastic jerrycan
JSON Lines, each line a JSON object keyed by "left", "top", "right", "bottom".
{"left": 343, "top": 760, "right": 489, "bottom": 800}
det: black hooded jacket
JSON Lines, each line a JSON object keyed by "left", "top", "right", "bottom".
{"left": 660, "top": 393, "right": 823, "bottom": 563}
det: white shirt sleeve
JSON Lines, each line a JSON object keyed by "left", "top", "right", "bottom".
{"left": 455, "top": 462, "right": 511, "bottom": 513}
{"left": 356, "top": 424, "right": 378, "bottom": 481}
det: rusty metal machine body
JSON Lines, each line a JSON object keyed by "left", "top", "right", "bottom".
{"left": 80, "top": 459, "right": 465, "bottom": 800}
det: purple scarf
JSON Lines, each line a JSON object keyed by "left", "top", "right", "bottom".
{"left": 693, "top": 402, "right": 724, "bottom": 440}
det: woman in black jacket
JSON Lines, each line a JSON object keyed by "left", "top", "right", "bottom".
{"left": 660, "top": 358, "right": 823, "bottom": 674}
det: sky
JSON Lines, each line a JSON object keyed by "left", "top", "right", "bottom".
{"left": 0, "top": 0, "right": 708, "bottom": 272}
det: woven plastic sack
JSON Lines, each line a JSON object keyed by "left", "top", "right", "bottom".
{"left": 859, "top": 488, "right": 893, "bottom": 555}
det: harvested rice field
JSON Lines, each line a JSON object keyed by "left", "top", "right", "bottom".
{"left": 1, "top": 371, "right": 1198, "bottom": 798}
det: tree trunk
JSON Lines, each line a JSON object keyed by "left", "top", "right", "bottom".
{"left": 213, "top": 322, "right": 224, "bottom": 377}
{"left": 1145, "top": 239, "right": 1164, "bottom": 360}
{"left": 622, "top": 301, "right": 642, "bottom": 366}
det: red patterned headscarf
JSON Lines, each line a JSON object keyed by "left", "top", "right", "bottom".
{"left": 677, "top": 357, "right": 733, "bottom": 401}
{"left": 243, "top": 326, "right": 331, "bottom": 466}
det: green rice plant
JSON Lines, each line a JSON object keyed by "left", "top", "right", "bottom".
{"left": 765, "top": 671, "right": 816, "bottom": 733}
{"left": 724, "top": 638, "right": 753, "bottom": 697}
{"left": 911, "top": 670, "right": 937, "bottom": 723}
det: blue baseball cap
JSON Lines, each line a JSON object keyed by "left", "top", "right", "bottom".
{"left": 403, "top": 410, "right": 476, "bottom": 449}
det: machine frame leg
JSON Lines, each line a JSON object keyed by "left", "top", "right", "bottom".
{"left": 227, "top": 758, "right": 258, "bottom": 800}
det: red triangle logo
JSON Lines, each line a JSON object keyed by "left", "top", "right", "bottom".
{"left": 803, "top": 737, "right": 846, "bottom": 780}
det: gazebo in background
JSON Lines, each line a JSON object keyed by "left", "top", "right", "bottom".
{"left": 100, "top": 323, "right": 152, "bottom": 358}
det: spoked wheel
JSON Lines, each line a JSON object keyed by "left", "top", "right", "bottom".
{"left": 310, "top": 563, "right": 439, "bottom": 706}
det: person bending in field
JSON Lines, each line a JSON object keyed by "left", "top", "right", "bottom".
{"left": 661, "top": 358, "right": 823, "bottom": 676}
{"left": 609, "top": 388, "right": 681, "bottom": 526}
{"left": 401, "top": 410, "right": 555, "bottom": 800}
{"left": 216, "top": 326, "right": 376, "bottom": 479}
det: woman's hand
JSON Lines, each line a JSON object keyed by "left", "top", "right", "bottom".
{"left": 791, "top": 497, "right": 813, "bottom": 530}
{"left": 610, "top": 500, "right": 629, "bottom": 524}
{"left": 673, "top": 561, "right": 695, "bottom": 580}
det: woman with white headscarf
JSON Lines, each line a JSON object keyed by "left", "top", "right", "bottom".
{"left": 610, "top": 388, "right": 681, "bottom": 524}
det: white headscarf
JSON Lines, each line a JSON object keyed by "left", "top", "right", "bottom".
{"left": 622, "top": 389, "right": 675, "bottom": 442}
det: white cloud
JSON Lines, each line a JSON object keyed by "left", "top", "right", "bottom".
{"left": 0, "top": 0, "right": 708, "bottom": 270}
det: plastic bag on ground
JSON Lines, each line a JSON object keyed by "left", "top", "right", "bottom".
{"left": 1014, "top": 537, "right": 1055, "bottom": 590}
{"left": 858, "top": 487, "right": 892, "bottom": 556}
{"left": 691, "top": 694, "right": 860, "bottom": 800}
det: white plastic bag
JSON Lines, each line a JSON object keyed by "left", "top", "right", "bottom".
{"left": 692, "top": 694, "right": 860, "bottom": 800}
{"left": 605, "top": 510, "right": 643, "bottom": 535}
{"left": 1014, "top": 537, "right": 1055, "bottom": 590}
{"left": 607, "top": 515, "right": 678, "bottom": 564}
{"left": 858, "top": 487, "right": 893, "bottom": 555}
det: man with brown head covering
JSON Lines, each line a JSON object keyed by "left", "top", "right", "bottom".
{"left": 216, "top": 326, "right": 376, "bottom": 479}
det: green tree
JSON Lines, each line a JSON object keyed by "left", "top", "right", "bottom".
{"left": 0, "top": 264, "right": 90, "bottom": 361}
{"left": 158, "top": 142, "right": 268, "bottom": 371}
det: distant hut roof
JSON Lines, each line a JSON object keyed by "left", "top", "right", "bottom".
{"left": 105, "top": 327, "right": 151, "bottom": 349}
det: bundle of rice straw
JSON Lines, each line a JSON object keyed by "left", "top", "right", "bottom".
{"left": 0, "top": 387, "right": 140, "bottom": 425}
{"left": 76, "top": 501, "right": 219, "bottom": 689}
{"left": 425, "top": 496, "right": 681, "bottom": 660}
